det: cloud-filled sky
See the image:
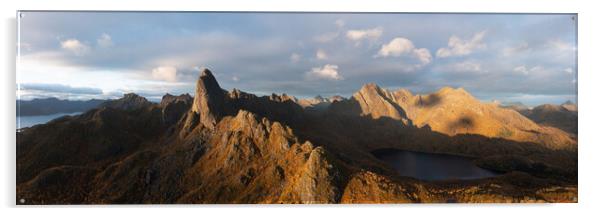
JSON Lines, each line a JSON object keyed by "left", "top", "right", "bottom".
{"left": 17, "top": 12, "right": 577, "bottom": 106}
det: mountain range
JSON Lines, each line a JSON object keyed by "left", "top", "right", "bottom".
{"left": 16, "top": 68, "right": 577, "bottom": 204}
{"left": 503, "top": 101, "right": 577, "bottom": 135}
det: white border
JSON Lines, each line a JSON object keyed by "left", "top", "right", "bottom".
{"left": 2, "top": 0, "right": 601, "bottom": 215}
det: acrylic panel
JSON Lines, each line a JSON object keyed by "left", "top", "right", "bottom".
{"left": 16, "top": 12, "right": 578, "bottom": 204}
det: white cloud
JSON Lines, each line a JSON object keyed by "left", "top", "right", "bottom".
{"left": 413, "top": 48, "right": 432, "bottom": 65}
{"left": 436, "top": 31, "right": 487, "bottom": 58}
{"left": 151, "top": 66, "right": 178, "bottom": 82}
{"left": 377, "top": 38, "right": 415, "bottom": 57}
{"left": 502, "top": 42, "right": 530, "bottom": 56}
{"left": 316, "top": 49, "right": 328, "bottom": 60}
{"left": 97, "top": 33, "right": 113, "bottom": 48}
{"left": 513, "top": 66, "right": 529, "bottom": 75}
{"left": 306, "top": 64, "right": 343, "bottom": 81}
{"left": 290, "top": 53, "right": 301, "bottom": 63}
{"left": 346, "top": 27, "right": 383, "bottom": 42}
{"left": 513, "top": 65, "right": 542, "bottom": 75}
{"left": 452, "top": 61, "right": 482, "bottom": 72}
{"left": 376, "top": 37, "right": 432, "bottom": 65}
{"left": 60, "top": 39, "right": 90, "bottom": 55}
{"left": 564, "top": 68, "right": 574, "bottom": 74}
{"left": 232, "top": 76, "right": 240, "bottom": 82}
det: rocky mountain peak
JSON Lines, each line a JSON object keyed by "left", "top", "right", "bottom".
{"left": 535, "top": 104, "right": 560, "bottom": 112}
{"left": 562, "top": 100, "right": 575, "bottom": 105}
{"left": 267, "top": 93, "right": 297, "bottom": 103}
{"left": 359, "top": 83, "right": 383, "bottom": 93}
{"left": 191, "top": 68, "right": 226, "bottom": 129}
{"left": 160, "top": 93, "right": 192, "bottom": 107}
{"left": 314, "top": 95, "right": 325, "bottom": 101}
{"left": 123, "top": 92, "right": 142, "bottom": 99}
{"left": 561, "top": 100, "right": 577, "bottom": 112}
{"left": 160, "top": 93, "right": 193, "bottom": 125}
{"left": 99, "top": 93, "right": 153, "bottom": 110}
{"left": 348, "top": 83, "right": 411, "bottom": 122}
{"left": 422, "top": 87, "right": 475, "bottom": 105}
{"left": 435, "top": 86, "right": 469, "bottom": 96}
{"left": 329, "top": 95, "right": 345, "bottom": 102}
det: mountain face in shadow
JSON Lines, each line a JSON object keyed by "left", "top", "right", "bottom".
{"left": 506, "top": 102, "right": 578, "bottom": 136}
{"left": 17, "top": 98, "right": 108, "bottom": 116}
{"left": 16, "top": 69, "right": 577, "bottom": 204}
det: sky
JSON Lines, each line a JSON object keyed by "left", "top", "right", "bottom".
{"left": 17, "top": 12, "right": 577, "bottom": 106}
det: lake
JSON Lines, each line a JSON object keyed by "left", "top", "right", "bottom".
{"left": 372, "top": 149, "right": 500, "bottom": 181}
{"left": 17, "top": 112, "right": 82, "bottom": 129}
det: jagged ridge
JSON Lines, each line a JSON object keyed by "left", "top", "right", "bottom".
{"left": 16, "top": 68, "right": 578, "bottom": 204}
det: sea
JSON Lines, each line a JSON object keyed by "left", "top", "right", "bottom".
{"left": 17, "top": 112, "right": 82, "bottom": 130}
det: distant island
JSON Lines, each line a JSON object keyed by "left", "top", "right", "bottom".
{"left": 17, "top": 97, "right": 108, "bottom": 116}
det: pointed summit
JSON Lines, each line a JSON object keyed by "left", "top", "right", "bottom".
{"left": 349, "top": 83, "right": 410, "bottom": 122}
{"left": 191, "top": 68, "right": 226, "bottom": 129}
{"left": 359, "top": 83, "right": 381, "bottom": 92}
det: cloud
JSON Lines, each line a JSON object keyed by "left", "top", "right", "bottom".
{"left": 18, "top": 13, "right": 576, "bottom": 105}
{"left": 456, "top": 61, "right": 482, "bottom": 72}
{"left": 19, "top": 83, "right": 103, "bottom": 95}
{"left": 436, "top": 31, "right": 487, "bottom": 58}
{"left": 60, "top": 39, "right": 90, "bottom": 55}
{"left": 151, "top": 66, "right": 178, "bottom": 82}
{"left": 316, "top": 49, "right": 328, "bottom": 60}
{"left": 313, "top": 19, "right": 345, "bottom": 43}
{"left": 413, "top": 48, "right": 432, "bottom": 65}
{"left": 314, "top": 32, "right": 339, "bottom": 43}
{"left": 306, "top": 64, "right": 343, "bottom": 81}
{"left": 513, "top": 65, "right": 542, "bottom": 75}
{"left": 376, "top": 37, "right": 432, "bottom": 65}
{"left": 346, "top": 27, "right": 383, "bottom": 41}
{"left": 290, "top": 53, "right": 301, "bottom": 63}
{"left": 513, "top": 65, "right": 529, "bottom": 75}
{"left": 144, "top": 31, "right": 293, "bottom": 71}
{"left": 502, "top": 42, "right": 530, "bottom": 56}
{"left": 547, "top": 39, "right": 575, "bottom": 52}
{"left": 97, "top": 33, "right": 113, "bottom": 48}
{"left": 232, "top": 76, "right": 240, "bottom": 82}
{"left": 377, "top": 38, "right": 415, "bottom": 57}
{"left": 440, "top": 61, "right": 483, "bottom": 73}
{"left": 564, "top": 68, "right": 574, "bottom": 74}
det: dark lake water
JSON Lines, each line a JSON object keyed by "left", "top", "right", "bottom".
{"left": 372, "top": 149, "right": 500, "bottom": 181}
{"left": 17, "top": 112, "right": 82, "bottom": 129}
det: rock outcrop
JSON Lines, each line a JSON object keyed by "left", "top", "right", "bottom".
{"left": 298, "top": 95, "right": 346, "bottom": 112}
{"left": 160, "top": 93, "right": 193, "bottom": 125}
{"left": 99, "top": 93, "right": 153, "bottom": 110}
{"left": 191, "top": 68, "right": 227, "bottom": 129}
